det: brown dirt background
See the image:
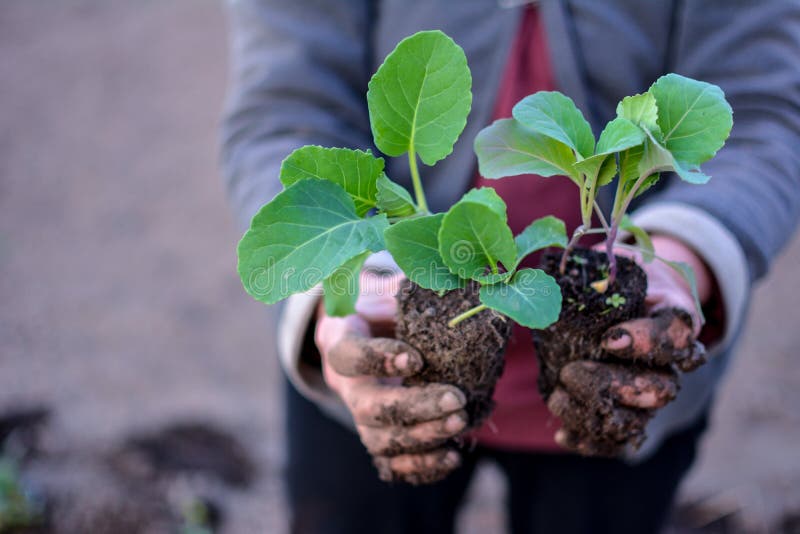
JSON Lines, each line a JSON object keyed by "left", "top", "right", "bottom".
{"left": 0, "top": 2, "right": 797, "bottom": 532}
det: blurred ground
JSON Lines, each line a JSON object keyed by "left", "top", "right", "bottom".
{"left": 0, "top": 2, "right": 798, "bottom": 533}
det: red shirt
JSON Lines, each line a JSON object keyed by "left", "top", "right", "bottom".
{"left": 471, "top": 6, "right": 595, "bottom": 451}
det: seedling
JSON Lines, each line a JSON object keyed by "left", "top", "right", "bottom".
{"left": 237, "top": 30, "right": 563, "bottom": 330}
{"left": 606, "top": 293, "right": 626, "bottom": 309}
{"left": 474, "top": 73, "right": 733, "bottom": 316}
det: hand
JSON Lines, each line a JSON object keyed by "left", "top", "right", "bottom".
{"left": 315, "top": 271, "right": 468, "bottom": 484}
{"left": 548, "top": 236, "right": 710, "bottom": 456}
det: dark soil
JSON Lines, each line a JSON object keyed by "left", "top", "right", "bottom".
{"left": 534, "top": 248, "right": 656, "bottom": 455}
{"left": 396, "top": 280, "right": 513, "bottom": 428}
{"left": 0, "top": 414, "right": 246, "bottom": 534}
{"left": 534, "top": 248, "right": 648, "bottom": 400}
{"left": 111, "top": 422, "right": 256, "bottom": 488}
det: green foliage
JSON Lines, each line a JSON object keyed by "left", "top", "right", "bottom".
{"left": 606, "top": 293, "right": 627, "bottom": 309}
{"left": 475, "top": 72, "right": 732, "bottom": 222}
{"left": 573, "top": 117, "right": 645, "bottom": 189}
{"left": 438, "top": 188, "right": 517, "bottom": 280}
{"left": 280, "top": 146, "right": 384, "bottom": 216}
{"left": 596, "top": 117, "right": 646, "bottom": 154}
{"left": 473, "top": 72, "right": 732, "bottom": 307}
{"left": 237, "top": 30, "right": 570, "bottom": 331}
{"left": 512, "top": 91, "right": 595, "bottom": 158}
{"left": 376, "top": 174, "right": 416, "bottom": 217}
{"left": 384, "top": 214, "right": 463, "bottom": 291}
{"left": 237, "top": 179, "right": 388, "bottom": 304}
{"left": 367, "top": 30, "right": 472, "bottom": 166}
{"left": 651, "top": 74, "right": 733, "bottom": 165}
{"left": 479, "top": 269, "right": 562, "bottom": 329}
{"left": 322, "top": 251, "right": 371, "bottom": 316}
{"left": 237, "top": 28, "right": 732, "bottom": 338}
{"left": 513, "top": 216, "right": 568, "bottom": 269}
{"left": 638, "top": 134, "right": 710, "bottom": 185}
{"left": 475, "top": 119, "right": 578, "bottom": 182}
{"left": 616, "top": 92, "right": 660, "bottom": 136}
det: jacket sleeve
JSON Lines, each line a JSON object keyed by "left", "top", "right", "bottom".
{"left": 624, "top": 3, "right": 800, "bottom": 460}
{"left": 221, "top": 0, "right": 375, "bottom": 230}
{"left": 630, "top": 1, "right": 800, "bottom": 353}
{"left": 645, "top": 1, "right": 800, "bottom": 284}
{"left": 221, "top": 0, "right": 374, "bottom": 408}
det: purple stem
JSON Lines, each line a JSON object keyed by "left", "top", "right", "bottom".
{"left": 605, "top": 224, "right": 618, "bottom": 287}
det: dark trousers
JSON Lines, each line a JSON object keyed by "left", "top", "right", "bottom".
{"left": 285, "top": 378, "right": 705, "bottom": 534}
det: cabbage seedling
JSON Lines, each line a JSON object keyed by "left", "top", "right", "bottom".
{"left": 474, "top": 73, "right": 733, "bottom": 314}
{"left": 237, "top": 30, "right": 563, "bottom": 330}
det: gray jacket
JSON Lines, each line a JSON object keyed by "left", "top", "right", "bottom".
{"left": 221, "top": 0, "right": 800, "bottom": 459}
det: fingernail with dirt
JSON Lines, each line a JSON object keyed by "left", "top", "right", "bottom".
{"left": 438, "top": 390, "right": 465, "bottom": 412}
{"left": 546, "top": 389, "right": 570, "bottom": 417}
{"left": 603, "top": 330, "right": 631, "bottom": 351}
{"left": 393, "top": 352, "right": 409, "bottom": 371}
{"left": 445, "top": 450, "right": 460, "bottom": 467}
{"left": 444, "top": 413, "right": 466, "bottom": 433}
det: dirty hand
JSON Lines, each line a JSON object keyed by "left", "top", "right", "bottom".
{"left": 549, "top": 235, "right": 712, "bottom": 456}
{"left": 315, "top": 271, "right": 467, "bottom": 484}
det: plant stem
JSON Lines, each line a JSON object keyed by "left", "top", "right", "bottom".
{"left": 593, "top": 201, "right": 610, "bottom": 233}
{"left": 408, "top": 149, "right": 428, "bottom": 213}
{"left": 583, "top": 174, "right": 598, "bottom": 229}
{"left": 605, "top": 224, "right": 619, "bottom": 287}
{"left": 605, "top": 168, "right": 657, "bottom": 287}
{"left": 613, "top": 168, "right": 657, "bottom": 226}
{"left": 448, "top": 304, "right": 488, "bottom": 327}
{"left": 559, "top": 225, "right": 585, "bottom": 274}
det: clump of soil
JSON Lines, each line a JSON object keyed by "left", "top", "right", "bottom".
{"left": 396, "top": 279, "right": 513, "bottom": 428}
{"left": 112, "top": 422, "right": 256, "bottom": 488}
{"left": 534, "top": 248, "right": 647, "bottom": 400}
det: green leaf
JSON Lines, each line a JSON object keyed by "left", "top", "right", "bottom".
{"left": 514, "top": 216, "right": 567, "bottom": 268}
{"left": 475, "top": 271, "right": 513, "bottom": 285}
{"left": 650, "top": 73, "right": 733, "bottom": 165}
{"left": 595, "top": 117, "right": 646, "bottom": 154}
{"left": 460, "top": 187, "right": 507, "bottom": 219}
{"left": 596, "top": 154, "right": 619, "bottom": 186}
{"left": 279, "top": 146, "right": 384, "bottom": 217}
{"left": 367, "top": 30, "right": 472, "bottom": 165}
{"left": 572, "top": 153, "right": 615, "bottom": 189}
{"left": 384, "top": 214, "right": 463, "bottom": 291}
{"left": 639, "top": 134, "right": 710, "bottom": 185}
{"left": 512, "top": 91, "right": 595, "bottom": 158}
{"left": 238, "top": 180, "right": 388, "bottom": 304}
{"left": 376, "top": 174, "right": 416, "bottom": 217}
{"left": 619, "top": 143, "right": 644, "bottom": 184}
{"left": 479, "top": 268, "right": 562, "bottom": 329}
{"left": 662, "top": 260, "right": 705, "bottom": 325}
{"left": 322, "top": 251, "right": 370, "bottom": 316}
{"left": 616, "top": 92, "right": 660, "bottom": 136}
{"left": 474, "top": 119, "right": 578, "bottom": 183}
{"left": 439, "top": 195, "right": 516, "bottom": 280}
{"left": 617, "top": 142, "right": 661, "bottom": 198}
{"left": 619, "top": 215, "right": 654, "bottom": 263}
{"left": 572, "top": 117, "right": 644, "bottom": 189}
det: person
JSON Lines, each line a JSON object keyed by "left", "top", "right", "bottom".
{"left": 221, "top": 1, "right": 800, "bottom": 532}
